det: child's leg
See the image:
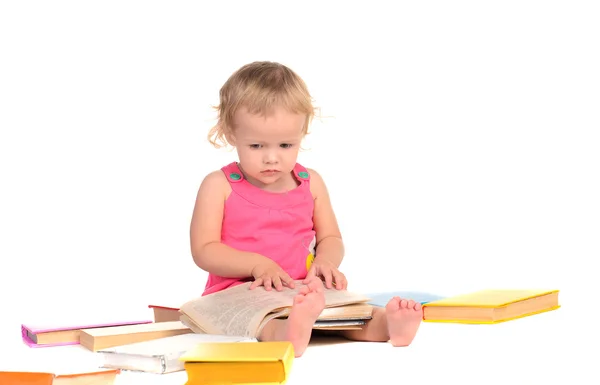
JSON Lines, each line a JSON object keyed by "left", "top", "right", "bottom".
{"left": 340, "top": 297, "right": 423, "bottom": 346}
{"left": 258, "top": 278, "right": 325, "bottom": 357}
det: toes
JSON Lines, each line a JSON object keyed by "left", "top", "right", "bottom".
{"left": 385, "top": 296, "right": 401, "bottom": 311}
{"left": 293, "top": 294, "right": 306, "bottom": 304}
{"left": 306, "top": 292, "right": 325, "bottom": 306}
{"left": 386, "top": 298, "right": 423, "bottom": 312}
{"left": 299, "top": 286, "right": 310, "bottom": 295}
{"left": 308, "top": 278, "right": 324, "bottom": 292}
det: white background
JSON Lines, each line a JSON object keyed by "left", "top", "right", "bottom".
{"left": 1, "top": 1, "right": 598, "bottom": 384}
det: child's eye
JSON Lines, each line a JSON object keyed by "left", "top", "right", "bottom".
{"left": 249, "top": 144, "right": 261, "bottom": 149}
{"left": 280, "top": 143, "right": 293, "bottom": 149}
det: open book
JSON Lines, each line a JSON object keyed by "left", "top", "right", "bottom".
{"left": 179, "top": 280, "right": 373, "bottom": 338}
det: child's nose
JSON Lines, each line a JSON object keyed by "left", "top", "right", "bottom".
{"left": 263, "top": 151, "right": 278, "bottom": 164}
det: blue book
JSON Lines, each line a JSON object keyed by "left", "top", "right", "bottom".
{"left": 366, "top": 291, "right": 445, "bottom": 307}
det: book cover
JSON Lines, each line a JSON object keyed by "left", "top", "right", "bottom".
{"left": 422, "top": 289, "right": 560, "bottom": 324}
{"left": 148, "top": 304, "right": 179, "bottom": 310}
{"left": 423, "top": 289, "right": 558, "bottom": 307}
{"left": 0, "top": 369, "right": 120, "bottom": 384}
{"left": 180, "top": 341, "right": 294, "bottom": 384}
{"left": 148, "top": 304, "right": 181, "bottom": 323}
{"left": 0, "top": 371, "right": 54, "bottom": 385}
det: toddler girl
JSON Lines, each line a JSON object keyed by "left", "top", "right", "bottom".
{"left": 190, "top": 61, "right": 422, "bottom": 357}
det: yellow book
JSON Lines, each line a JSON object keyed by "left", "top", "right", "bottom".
{"left": 422, "top": 289, "right": 560, "bottom": 324}
{"left": 179, "top": 341, "right": 294, "bottom": 385}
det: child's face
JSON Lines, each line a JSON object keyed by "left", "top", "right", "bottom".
{"left": 230, "top": 106, "right": 305, "bottom": 190}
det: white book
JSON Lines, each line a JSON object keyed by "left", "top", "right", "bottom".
{"left": 97, "top": 333, "right": 257, "bottom": 374}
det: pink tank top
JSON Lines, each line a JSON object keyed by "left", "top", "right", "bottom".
{"left": 202, "top": 161, "right": 317, "bottom": 296}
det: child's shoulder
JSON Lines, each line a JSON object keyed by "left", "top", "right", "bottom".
{"left": 203, "top": 168, "right": 229, "bottom": 184}
{"left": 301, "top": 167, "right": 329, "bottom": 197}
{"left": 304, "top": 167, "right": 321, "bottom": 180}
{"left": 198, "top": 168, "right": 232, "bottom": 196}
{"left": 302, "top": 166, "right": 329, "bottom": 182}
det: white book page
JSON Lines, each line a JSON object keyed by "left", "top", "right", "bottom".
{"left": 180, "top": 280, "right": 371, "bottom": 338}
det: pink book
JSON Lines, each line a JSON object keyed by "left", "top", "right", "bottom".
{"left": 148, "top": 304, "right": 179, "bottom": 310}
{"left": 22, "top": 318, "right": 152, "bottom": 348}
{"left": 148, "top": 304, "right": 181, "bottom": 323}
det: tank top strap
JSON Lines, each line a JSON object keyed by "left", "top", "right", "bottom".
{"left": 221, "top": 162, "right": 245, "bottom": 183}
{"left": 220, "top": 161, "right": 311, "bottom": 209}
{"left": 221, "top": 162, "right": 311, "bottom": 186}
{"left": 292, "top": 163, "right": 311, "bottom": 185}
{"left": 220, "top": 162, "right": 251, "bottom": 194}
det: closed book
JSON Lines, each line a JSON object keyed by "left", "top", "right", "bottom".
{"left": 98, "top": 333, "right": 257, "bottom": 374}
{"left": 0, "top": 371, "right": 54, "bottom": 385}
{"left": 21, "top": 318, "right": 152, "bottom": 348}
{"left": 423, "top": 289, "right": 560, "bottom": 324}
{"left": 148, "top": 304, "right": 181, "bottom": 322}
{"left": 0, "top": 369, "right": 119, "bottom": 384}
{"left": 80, "top": 320, "right": 192, "bottom": 351}
{"left": 180, "top": 341, "right": 294, "bottom": 384}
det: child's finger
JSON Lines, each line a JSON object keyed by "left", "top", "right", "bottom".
{"left": 273, "top": 276, "right": 283, "bottom": 291}
{"left": 263, "top": 276, "right": 272, "bottom": 291}
{"left": 302, "top": 267, "right": 316, "bottom": 284}
{"left": 299, "top": 285, "right": 310, "bottom": 295}
{"left": 308, "top": 276, "right": 324, "bottom": 292}
{"left": 282, "top": 274, "right": 295, "bottom": 289}
{"left": 250, "top": 278, "right": 263, "bottom": 290}
{"left": 322, "top": 270, "right": 334, "bottom": 289}
{"left": 332, "top": 270, "right": 346, "bottom": 290}
{"left": 302, "top": 274, "right": 315, "bottom": 285}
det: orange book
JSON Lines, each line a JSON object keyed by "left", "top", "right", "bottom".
{"left": 0, "top": 371, "right": 54, "bottom": 385}
{"left": 0, "top": 369, "right": 119, "bottom": 384}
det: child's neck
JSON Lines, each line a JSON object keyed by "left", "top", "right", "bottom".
{"left": 237, "top": 162, "right": 299, "bottom": 193}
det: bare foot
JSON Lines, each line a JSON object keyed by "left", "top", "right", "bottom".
{"left": 279, "top": 279, "right": 325, "bottom": 357}
{"left": 385, "top": 297, "right": 423, "bottom": 347}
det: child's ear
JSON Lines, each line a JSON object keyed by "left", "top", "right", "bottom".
{"left": 225, "top": 132, "right": 236, "bottom": 146}
{"left": 224, "top": 126, "right": 236, "bottom": 147}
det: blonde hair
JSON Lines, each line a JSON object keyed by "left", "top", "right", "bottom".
{"left": 208, "top": 61, "right": 317, "bottom": 148}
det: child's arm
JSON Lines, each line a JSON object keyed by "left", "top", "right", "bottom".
{"left": 190, "top": 171, "right": 293, "bottom": 289}
{"left": 190, "top": 171, "right": 259, "bottom": 277}
{"left": 305, "top": 168, "right": 347, "bottom": 289}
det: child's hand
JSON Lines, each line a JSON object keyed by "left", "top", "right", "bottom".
{"left": 250, "top": 259, "right": 296, "bottom": 291}
{"left": 303, "top": 258, "right": 347, "bottom": 290}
